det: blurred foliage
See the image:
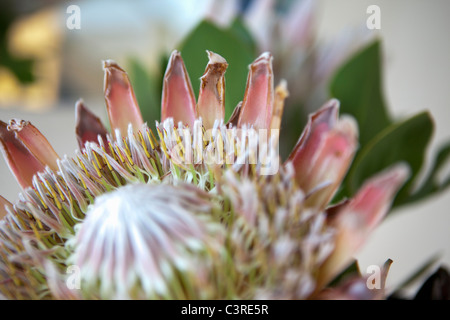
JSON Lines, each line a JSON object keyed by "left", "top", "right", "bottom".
{"left": 0, "top": 2, "right": 35, "bottom": 84}
{"left": 407, "top": 141, "right": 450, "bottom": 204}
{"left": 279, "top": 99, "right": 308, "bottom": 160}
{"left": 349, "top": 111, "right": 433, "bottom": 206}
{"left": 127, "top": 56, "right": 165, "bottom": 131}
{"left": 330, "top": 41, "right": 391, "bottom": 147}
{"left": 331, "top": 40, "right": 450, "bottom": 210}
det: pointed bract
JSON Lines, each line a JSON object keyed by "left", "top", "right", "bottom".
{"left": 196, "top": 51, "right": 228, "bottom": 129}
{"left": 237, "top": 52, "right": 274, "bottom": 130}
{"left": 75, "top": 99, "right": 108, "bottom": 149}
{"left": 287, "top": 100, "right": 356, "bottom": 208}
{"left": 0, "top": 121, "right": 46, "bottom": 189}
{"left": 226, "top": 101, "right": 242, "bottom": 127}
{"left": 103, "top": 60, "right": 144, "bottom": 138}
{"left": 7, "top": 119, "right": 60, "bottom": 172}
{"left": 304, "top": 116, "right": 358, "bottom": 208}
{"left": 288, "top": 100, "right": 339, "bottom": 175}
{"left": 317, "top": 164, "right": 410, "bottom": 288}
{"left": 161, "top": 50, "right": 197, "bottom": 128}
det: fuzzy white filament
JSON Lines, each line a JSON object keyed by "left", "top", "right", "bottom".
{"left": 70, "top": 183, "right": 224, "bottom": 299}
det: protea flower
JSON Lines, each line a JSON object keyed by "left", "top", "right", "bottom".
{"left": 0, "top": 50, "right": 408, "bottom": 300}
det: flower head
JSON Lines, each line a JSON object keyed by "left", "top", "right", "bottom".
{"left": 70, "top": 183, "right": 226, "bottom": 299}
{"left": 0, "top": 50, "right": 408, "bottom": 300}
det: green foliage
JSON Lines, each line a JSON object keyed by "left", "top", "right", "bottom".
{"left": 330, "top": 39, "right": 450, "bottom": 210}
{"left": 330, "top": 41, "right": 391, "bottom": 147}
{"left": 347, "top": 112, "right": 433, "bottom": 206}
{"left": 127, "top": 57, "right": 163, "bottom": 130}
{"left": 407, "top": 141, "right": 450, "bottom": 204}
{"left": 0, "top": 14, "right": 35, "bottom": 84}
{"left": 228, "top": 17, "right": 258, "bottom": 55}
{"left": 0, "top": 49, "right": 35, "bottom": 83}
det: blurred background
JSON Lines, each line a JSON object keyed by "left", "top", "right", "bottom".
{"left": 0, "top": 0, "right": 449, "bottom": 296}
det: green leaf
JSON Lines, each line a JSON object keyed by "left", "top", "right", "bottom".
{"left": 0, "top": 45, "right": 35, "bottom": 84}
{"left": 346, "top": 111, "right": 434, "bottom": 206}
{"left": 177, "top": 20, "right": 256, "bottom": 120}
{"left": 280, "top": 101, "right": 308, "bottom": 160}
{"left": 330, "top": 40, "right": 391, "bottom": 147}
{"left": 127, "top": 57, "right": 162, "bottom": 130}
{"left": 328, "top": 40, "right": 447, "bottom": 208}
{"left": 406, "top": 141, "right": 450, "bottom": 204}
{"left": 229, "top": 16, "right": 258, "bottom": 55}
